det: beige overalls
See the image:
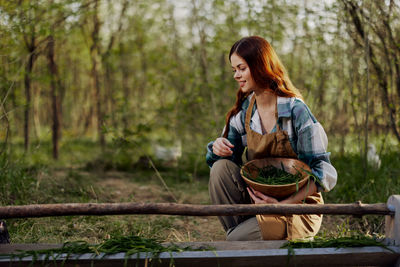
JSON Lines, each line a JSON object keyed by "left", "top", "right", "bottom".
{"left": 245, "top": 96, "right": 323, "bottom": 240}
{"left": 208, "top": 96, "right": 323, "bottom": 240}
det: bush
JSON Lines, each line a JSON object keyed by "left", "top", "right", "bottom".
{"left": 326, "top": 152, "right": 400, "bottom": 204}
{"left": 0, "top": 153, "right": 38, "bottom": 205}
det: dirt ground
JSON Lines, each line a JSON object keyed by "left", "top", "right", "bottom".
{"left": 34, "top": 169, "right": 383, "bottom": 244}
{"left": 94, "top": 171, "right": 227, "bottom": 242}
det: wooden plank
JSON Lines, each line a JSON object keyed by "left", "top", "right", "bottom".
{"left": 0, "top": 244, "right": 62, "bottom": 254}
{"left": 0, "top": 202, "right": 393, "bottom": 219}
{"left": 386, "top": 195, "right": 400, "bottom": 245}
{"left": 0, "top": 241, "right": 286, "bottom": 254}
{"left": 0, "top": 246, "right": 399, "bottom": 267}
{"left": 166, "top": 240, "right": 287, "bottom": 250}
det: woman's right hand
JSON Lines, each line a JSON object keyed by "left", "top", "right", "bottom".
{"left": 212, "top": 137, "right": 234, "bottom": 157}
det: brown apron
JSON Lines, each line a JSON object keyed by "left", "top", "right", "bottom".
{"left": 245, "top": 96, "right": 323, "bottom": 240}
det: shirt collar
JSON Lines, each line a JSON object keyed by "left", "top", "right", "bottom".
{"left": 249, "top": 94, "right": 299, "bottom": 118}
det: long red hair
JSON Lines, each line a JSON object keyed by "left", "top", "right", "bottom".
{"left": 223, "top": 36, "right": 302, "bottom": 138}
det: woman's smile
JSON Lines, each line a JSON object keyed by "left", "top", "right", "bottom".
{"left": 230, "top": 53, "right": 256, "bottom": 93}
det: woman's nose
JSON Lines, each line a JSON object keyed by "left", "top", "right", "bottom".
{"left": 234, "top": 71, "right": 241, "bottom": 79}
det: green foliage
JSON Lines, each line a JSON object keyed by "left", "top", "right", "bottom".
{"left": 326, "top": 152, "right": 400, "bottom": 204}
{"left": 2, "top": 140, "right": 399, "bottom": 243}
{"left": 242, "top": 164, "right": 303, "bottom": 185}
{"left": 281, "top": 235, "right": 389, "bottom": 250}
{"left": 85, "top": 123, "right": 153, "bottom": 171}
{"left": 1, "top": 0, "right": 400, "bottom": 245}
{"left": 0, "top": 153, "right": 37, "bottom": 205}
{"left": 7, "top": 215, "right": 180, "bottom": 244}
{"left": 1, "top": 0, "right": 400, "bottom": 170}
{"left": 1, "top": 234, "right": 211, "bottom": 266}
{"left": 7, "top": 139, "right": 101, "bottom": 167}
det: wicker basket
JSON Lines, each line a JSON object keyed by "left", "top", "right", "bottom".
{"left": 240, "top": 158, "right": 311, "bottom": 199}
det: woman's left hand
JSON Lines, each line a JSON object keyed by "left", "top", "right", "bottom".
{"left": 247, "top": 187, "right": 278, "bottom": 204}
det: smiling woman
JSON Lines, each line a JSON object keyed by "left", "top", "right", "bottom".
{"left": 206, "top": 36, "right": 337, "bottom": 241}
{"left": 230, "top": 54, "right": 257, "bottom": 94}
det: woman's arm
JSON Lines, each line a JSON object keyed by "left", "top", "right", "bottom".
{"left": 247, "top": 181, "right": 317, "bottom": 204}
{"left": 280, "top": 181, "right": 317, "bottom": 204}
{"left": 291, "top": 99, "right": 337, "bottom": 192}
{"left": 212, "top": 137, "right": 234, "bottom": 157}
{"left": 206, "top": 116, "right": 245, "bottom": 167}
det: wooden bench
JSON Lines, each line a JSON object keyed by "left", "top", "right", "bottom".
{"left": 0, "top": 195, "right": 399, "bottom": 266}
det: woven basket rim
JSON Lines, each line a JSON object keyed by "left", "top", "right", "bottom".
{"left": 240, "top": 158, "right": 310, "bottom": 188}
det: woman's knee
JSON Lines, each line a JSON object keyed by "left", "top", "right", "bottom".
{"left": 226, "top": 217, "right": 262, "bottom": 241}
{"left": 209, "top": 159, "right": 238, "bottom": 186}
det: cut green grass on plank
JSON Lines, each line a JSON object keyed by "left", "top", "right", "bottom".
{"left": 0, "top": 234, "right": 213, "bottom": 266}
{"left": 281, "top": 235, "right": 391, "bottom": 250}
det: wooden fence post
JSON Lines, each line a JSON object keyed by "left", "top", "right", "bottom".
{"left": 386, "top": 195, "right": 400, "bottom": 246}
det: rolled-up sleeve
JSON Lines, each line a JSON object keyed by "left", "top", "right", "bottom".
{"left": 206, "top": 118, "right": 245, "bottom": 168}
{"left": 292, "top": 100, "right": 337, "bottom": 192}
{"left": 206, "top": 141, "right": 221, "bottom": 167}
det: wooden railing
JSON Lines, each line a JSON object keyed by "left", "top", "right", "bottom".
{"left": 0, "top": 202, "right": 394, "bottom": 218}
{"left": 1, "top": 195, "right": 399, "bottom": 244}
{"left": 0, "top": 195, "right": 399, "bottom": 266}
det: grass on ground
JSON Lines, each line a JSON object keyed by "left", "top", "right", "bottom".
{"left": 1, "top": 138, "right": 399, "bottom": 243}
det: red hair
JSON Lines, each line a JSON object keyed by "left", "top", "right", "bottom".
{"left": 223, "top": 36, "right": 302, "bottom": 138}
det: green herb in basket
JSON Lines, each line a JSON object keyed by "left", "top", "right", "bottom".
{"left": 243, "top": 164, "right": 303, "bottom": 185}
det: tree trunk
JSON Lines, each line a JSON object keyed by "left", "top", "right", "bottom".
{"left": 46, "top": 35, "right": 61, "bottom": 160}
{"left": 23, "top": 44, "right": 35, "bottom": 152}
{"left": 103, "top": 60, "right": 114, "bottom": 127}
{"left": 137, "top": 35, "right": 147, "bottom": 100}
{"left": 120, "top": 42, "right": 130, "bottom": 131}
{"left": 102, "top": 0, "right": 128, "bottom": 130}
{"left": 363, "top": 25, "right": 370, "bottom": 176}
{"left": 342, "top": 0, "right": 400, "bottom": 142}
{"left": 32, "top": 83, "right": 41, "bottom": 140}
{"left": 191, "top": 0, "right": 218, "bottom": 130}
{"left": 90, "top": 0, "right": 105, "bottom": 148}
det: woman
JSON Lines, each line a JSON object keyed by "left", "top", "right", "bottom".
{"left": 206, "top": 36, "right": 337, "bottom": 241}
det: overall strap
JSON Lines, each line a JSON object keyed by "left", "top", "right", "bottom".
{"left": 275, "top": 116, "right": 281, "bottom": 131}
{"left": 245, "top": 96, "right": 256, "bottom": 133}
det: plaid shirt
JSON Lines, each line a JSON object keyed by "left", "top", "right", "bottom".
{"left": 206, "top": 94, "right": 337, "bottom": 192}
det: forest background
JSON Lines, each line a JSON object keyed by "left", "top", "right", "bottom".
{"left": 1, "top": 0, "right": 400, "bottom": 243}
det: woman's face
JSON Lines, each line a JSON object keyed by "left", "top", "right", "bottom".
{"left": 230, "top": 53, "right": 257, "bottom": 93}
